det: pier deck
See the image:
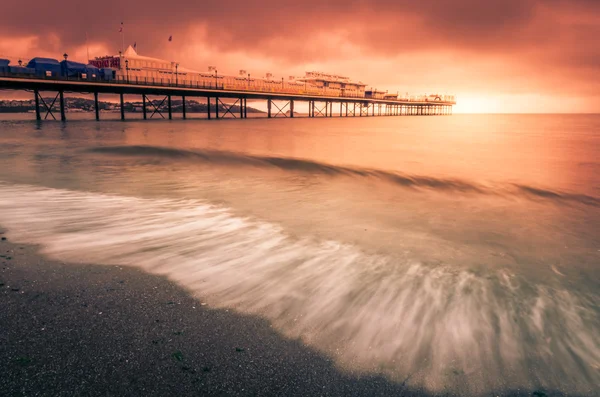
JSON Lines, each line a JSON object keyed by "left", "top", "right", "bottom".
{"left": 0, "top": 75, "right": 455, "bottom": 121}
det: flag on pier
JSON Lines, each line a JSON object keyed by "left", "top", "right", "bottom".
{"left": 119, "top": 22, "right": 123, "bottom": 33}
{"left": 168, "top": 35, "right": 172, "bottom": 42}
{"left": 133, "top": 42, "right": 136, "bottom": 50}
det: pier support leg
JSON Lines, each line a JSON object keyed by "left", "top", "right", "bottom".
{"left": 34, "top": 90, "right": 40, "bottom": 121}
{"left": 325, "top": 102, "right": 328, "bottom": 117}
{"left": 94, "top": 92, "right": 99, "bottom": 121}
{"left": 290, "top": 100, "right": 294, "bottom": 118}
{"left": 120, "top": 93, "right": 125, "bottom": 121}
{"left": 59, "top": 91, "right": 66, "bottom": 121}
{"left": 142, "top": 95, "right": 147, "bottom": 120}
{"left": 182, "top": 96, "right": 186, "bottom": 119}
{"left": 244, "top": 98, "right": 247, "bottom": 119}
{"left": 372, "top": 103, "right": 375, "bottom": 117}
{"left": 268, "top": 99, "right": 272, "bottom": 118}
{"left": 240, "top": 98, "right": 244, "bottom": 119}
{"left": 207, "top": 97, "right": 211, "bottom": 119}
{"left": 340, "top": 102, "right": 342, "bottom": 117}
{"left": 167, "top": 95, "right": 172, "bottom": 120}
{"left": 215, "top": 97, "right": 219, "bottom": 119}
{"left": 329, "top": 102, "right": 333, "bottom": 117}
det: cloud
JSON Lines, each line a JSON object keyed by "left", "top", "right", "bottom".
{"left": 0, "top": 0, "right": 599, "bottom": 111}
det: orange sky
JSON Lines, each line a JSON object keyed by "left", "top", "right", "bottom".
{"left": 1, "top": 0, "right": 599, "bottom": 113}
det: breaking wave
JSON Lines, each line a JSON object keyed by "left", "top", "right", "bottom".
{"left": 0, "top": 182, "right": 598, "bottom": 395}
{"left": 88, "top": 145, "right": 600, "bottom": 207}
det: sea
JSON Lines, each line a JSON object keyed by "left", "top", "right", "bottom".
{"left": 0, "top": 113, "right": 598, "bottom": 395}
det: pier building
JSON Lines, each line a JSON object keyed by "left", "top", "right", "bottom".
{"left": 0, "top": 46, "right": 456, "bottom": 122}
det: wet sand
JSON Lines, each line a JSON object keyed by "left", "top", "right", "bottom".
{"left": 0, "top": 231, "right": 575, "bottom": 397}
{"left": 0, "top": 233, "right": 420, "bottom": 397}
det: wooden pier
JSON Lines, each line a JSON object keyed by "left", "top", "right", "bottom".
{"left": 0, "top": 75, "right": 454, "bottom": 121}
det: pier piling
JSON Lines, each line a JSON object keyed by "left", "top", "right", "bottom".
{"left": 59, "top": 91, "right": 66, "bottom": 121}
{"left": 34, "top": 90, "right": 40, "bottom": 121}
{"left": 120, "top": 93, "right": 125, "bottom": 121}
{"left": 94, "top": 92, "right": 99, "bottom": 121}
{"left": 142, "top": 95, "right": 147, "bottom": 120}
{"left": 167, "top": 95, "right": 172, "bottom": 120}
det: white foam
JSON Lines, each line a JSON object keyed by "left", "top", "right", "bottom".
{"left": 0, "top": 182, "right": 598, "bottom": 395}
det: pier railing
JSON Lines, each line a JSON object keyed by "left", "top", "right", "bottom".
{"left": 0, "top": 72, "right": 455, "bottom": 104}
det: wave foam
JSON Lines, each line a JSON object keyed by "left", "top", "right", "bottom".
{"left": 0, "top": 183, "right": 598, "bottom": 395}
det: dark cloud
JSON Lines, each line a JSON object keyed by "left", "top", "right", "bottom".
{"left": 0, "top": 0, "right": 591, "bottom": 53}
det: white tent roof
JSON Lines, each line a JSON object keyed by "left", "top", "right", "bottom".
{"left": 121, "top": 45, "right": 204, "bottom": 73}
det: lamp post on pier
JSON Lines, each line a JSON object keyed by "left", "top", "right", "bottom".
{"left": 175, "top": 63, "right": 179, "bottom": 86}
{"left": 125, "top": 59, "right": 129, "bottom": 83}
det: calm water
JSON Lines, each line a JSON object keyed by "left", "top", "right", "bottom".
{"left": 0, "top": 114, "right": 599, "bottom": 395}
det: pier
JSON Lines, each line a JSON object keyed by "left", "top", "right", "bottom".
{"left": 0, "top": 75, "right": 455, "bottom": 122}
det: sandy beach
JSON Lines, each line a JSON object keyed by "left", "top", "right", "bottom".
{"left": 0, "top": 230, "right": 424, "bottom": 396}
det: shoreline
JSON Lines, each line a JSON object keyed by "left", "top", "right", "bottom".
{"left": 0, "top": 231, "right": 422, "bottom": 396}
{"left": 0, "top": 230, "right": 581, "bottom": 396}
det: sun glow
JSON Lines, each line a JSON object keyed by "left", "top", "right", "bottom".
{"left": 453, "top": 95, "right": 505, "bottom": 114}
